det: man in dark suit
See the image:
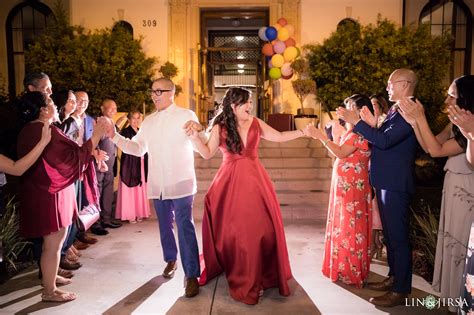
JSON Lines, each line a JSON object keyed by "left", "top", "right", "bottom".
{"left": 337, "top": 68, "right": 418, "bottom": 307}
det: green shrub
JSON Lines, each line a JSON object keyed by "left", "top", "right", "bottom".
{"left": 0, "top": 197, "right": 30, "bottom": 272}
{"left": 305, "top": 17, "right": 451, "bottom": 133}
{"left": 25, "top": 1, "right": 157, "bottom": 116}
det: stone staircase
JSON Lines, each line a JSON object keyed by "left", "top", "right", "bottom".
{"left": 193, "top": 138, "right": 333, "bottom": 223}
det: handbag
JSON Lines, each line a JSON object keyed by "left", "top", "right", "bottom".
{"left": 77, "top": 203, "right": 100, "bottom": 232}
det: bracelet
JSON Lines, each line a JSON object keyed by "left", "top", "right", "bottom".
{"left": 323, "top": 139, "right": 330, "bottom": 147}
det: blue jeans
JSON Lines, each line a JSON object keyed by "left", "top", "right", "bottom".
{"left": 154, "top": 195, "right": 200, "bottom": 278}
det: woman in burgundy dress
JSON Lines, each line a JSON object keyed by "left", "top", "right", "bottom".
{"left": 187, "top": 87, "right": 305, "bottom": 304}
{"left": 17, "top": 92, "right": 109, "bottom": 302}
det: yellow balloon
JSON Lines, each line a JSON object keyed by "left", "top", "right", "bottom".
{"left": 277, "top": 27, "right": 290, "bottom": 41}
{"left": 271, "top": 54, "right": 285, "bottom": 68}
{"left": 283, "top": 46, "right": 298, "bottom": 62}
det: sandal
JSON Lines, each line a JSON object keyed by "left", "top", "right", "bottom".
{"left": 41, "top": 289, "right": 76, "bottom": 303}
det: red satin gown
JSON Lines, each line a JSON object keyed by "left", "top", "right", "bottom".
{"left": 199, "top": 118, "right": 292, "bottom": 305}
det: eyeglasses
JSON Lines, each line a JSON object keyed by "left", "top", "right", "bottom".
{"left": 148, "top": 88, "right": 172, "bottom": 96}
{"left": 387, "top": 80, "right": 411, "bottom": 86}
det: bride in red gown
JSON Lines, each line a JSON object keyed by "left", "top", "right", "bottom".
{"left": 187, "top": 87, "right": 305, "bottom": 304}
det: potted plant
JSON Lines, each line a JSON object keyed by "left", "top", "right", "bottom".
{"left": 291, "top": 58, "right": 318, "bottom": 130}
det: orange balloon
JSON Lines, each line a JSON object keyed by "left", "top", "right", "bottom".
{"left": 277, "top": 17, "right": 288, "bottom": 27}
{"left": 262, "top": 43, "right": 274, "bottom": 56}
{"left": 284, "top": 37, "right": 296, "bottom": 47}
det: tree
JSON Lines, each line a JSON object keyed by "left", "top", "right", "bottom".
{"left": 305, "top": 17, "right": 451, "bottom": 132}
{"left": 25, "top": 1, "right": 157, "bottom": 116}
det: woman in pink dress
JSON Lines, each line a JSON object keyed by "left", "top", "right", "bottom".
{"left": 307, "top": 94, "right": 373, "bottom": 287}
{"left": 17, "top": 92, "right": 108, "bottom": 302}
{"left": 116, "top": 110, "right": 150, "bottom": 223}
{"left": 187, "top": 87, "right": 306, "bottom": 304}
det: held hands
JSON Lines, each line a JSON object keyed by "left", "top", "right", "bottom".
{"left": 95, "top": 116, "right": 115, "bottom": 138}
{"left": 448, "top": 105, "right": 474, "bottom": 141}
{"left": 398, "top": 97, "right": 425, "bottom": 127}
{"left": 183, "top": 120, "right": 204, "bottom": 140}
{"left": 39, "top": 121, "right": 52, "bottom": 147}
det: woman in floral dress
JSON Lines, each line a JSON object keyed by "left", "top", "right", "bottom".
{"left": 306, "top": 94, "right": 373, "bottom": 287}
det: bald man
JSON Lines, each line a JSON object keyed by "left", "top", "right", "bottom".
{"left": 338, "top": 69, "right": 418, "bottom": 307}
{"left": 94, "top": 99, "right": 122, "bottom": 230}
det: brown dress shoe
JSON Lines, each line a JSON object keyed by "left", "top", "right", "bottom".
{"left": 57, "top": 268, "right": 74, "bottom": 279}
{"left": 60, "top": 257, "right": 82, "bottom": 270}
{"left": 77, "top": 233, "right": 98, "bottom": 244}
{"left": 366, "top": 276, "right": 394, "bottom": 291}
{"left": 162, "top": 261, "right": 177, "bottom": 278}
{"left": 73, "top": 240, "right": 90, "bottom": 250}
{"left": 370, "top": 291, "right": 408, "bottom": 307}
{"left": 185, "top": 278, "right": 199, "bottom": 298}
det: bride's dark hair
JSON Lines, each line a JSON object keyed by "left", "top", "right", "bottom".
{"left": 208, "top": 87, "right": 251, "bottom": 154}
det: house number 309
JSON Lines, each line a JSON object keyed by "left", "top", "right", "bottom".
{"left": 143, "top": 20, "right": 157, "bottom": 27}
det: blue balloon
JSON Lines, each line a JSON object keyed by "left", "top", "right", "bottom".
{"left": 265, "top": 26, "right": 277, "bottom": 41}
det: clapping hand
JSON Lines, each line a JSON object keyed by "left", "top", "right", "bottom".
{"left": 336, "top": 106, "right": 359, "bottom": 125}
{"left": 304, "top": 122, "right": 325, "bottom": 140}
{"left": 398, "top": 97, "right": 425, "bottom": 127}
{"left": 360, "top": 106, "right": 377, "bottom": 128}
{"left": 448, "top": 105, "right": 474, "bottom": 140}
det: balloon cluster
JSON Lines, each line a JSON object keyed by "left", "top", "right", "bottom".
{"left": 259, "top": 17, "right": 300, "bottom": 80}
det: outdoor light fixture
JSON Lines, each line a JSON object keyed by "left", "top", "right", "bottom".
{"left": 237, "top": 55, "right": 245, "bottom": 59}
{"left": 235, "top": 36, "right": 244, "bottom": 41}
{"left": 237, "top": 64, "right": 245, "bottom": 68}
{"left": 238, "top": 69, "right": 245, "bottom": 74}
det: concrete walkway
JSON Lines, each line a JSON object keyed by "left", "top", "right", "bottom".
{"left": 0, "top": 220, "right": 449, "bottom": 314}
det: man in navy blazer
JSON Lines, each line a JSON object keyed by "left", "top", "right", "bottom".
{"left": 337, "top": 68, "right": 418, "bottom": 307}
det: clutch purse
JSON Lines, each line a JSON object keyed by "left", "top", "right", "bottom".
{"left": 77, "top": 204, "right": 100, "bottom": 232}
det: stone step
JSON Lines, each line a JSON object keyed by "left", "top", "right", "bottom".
{"left": 191, "top": 192, "right": 329, "bottom": 222}
{"left": 195, "top": 167, "right": 332, "bottom": 180}
{"left": 197, "top": 178, "right": 331, "bottom": 192}
{"left": 194, "top": 146, "right": 328, "bottom": 159}
{"left": 195, "top": 157, "right": 333, "bottom": 169}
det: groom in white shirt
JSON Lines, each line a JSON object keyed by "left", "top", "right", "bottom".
{"left": 111, "top": 78, "right": 202, "bottom": 297}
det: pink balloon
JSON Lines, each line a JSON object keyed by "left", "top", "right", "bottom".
{"left": 277, "top": 17, "right": 288, "bottom": 27}
{"left": 281, "top": 62, "right": 293, "bottom": 76}
{"left": 273, "top": 41, "right": 286, "bottom": 54}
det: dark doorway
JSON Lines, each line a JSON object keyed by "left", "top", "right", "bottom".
{"left": 199, "top": 9, "right": 269, "bottom": 122}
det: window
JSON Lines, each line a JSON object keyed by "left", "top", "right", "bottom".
{"left": 6, "top": 2, "right": 53, "bottom": 96}
{"left": 420, "top": 0, "right": 472, "bottom": 80}
{"left": 112, "top": 20, "right": 134, "bottom": 37}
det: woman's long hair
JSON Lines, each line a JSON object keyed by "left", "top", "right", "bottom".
{"left": 452, "top": 75, "right": 474, "bottom": 150}
{"left": 51, "top": 89, "right": 73, "bottom": 122}
{"left": 208, "top": 87, "right": 251, "bottom": 154}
